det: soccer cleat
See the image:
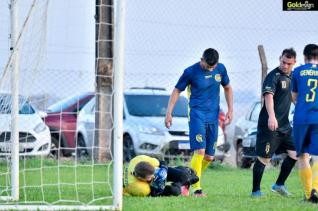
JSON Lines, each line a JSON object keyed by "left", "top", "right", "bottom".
{"left": 309, "top": 189, "right": 318, "bottom": 203}
{"left": 193, "top": 189, "right": 207, "bottom": 197}
{"left": 251, "top": 190, "right": 264, "bottom": 197}
{"left": 271, "top": 184, "right": 291, "bottom": 196}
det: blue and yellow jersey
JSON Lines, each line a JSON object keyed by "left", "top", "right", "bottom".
{"left": 175, "top": 62, "right": 230, "bottom": 123}
{"left": 123, "top": 155, "right": 160, "bottom": 196}
{"left": 292, "top": 63, "right": 318, "bottom": 124}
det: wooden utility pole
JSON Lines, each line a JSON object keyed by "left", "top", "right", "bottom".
{"left": 258, "top": 45, "right": 268, "bottom": 104}
{"left": 95, "top": 0, "right": 113, "bottom": 161}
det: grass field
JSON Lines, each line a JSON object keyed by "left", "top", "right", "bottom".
{"left": 1, "top": 159, "right": 318, "bottom": 210}
{"left": 124, "top": 163, "right": 318, "bottom": 211}
{"left": 0, "top": 158, "right": 113, "bottom": 205}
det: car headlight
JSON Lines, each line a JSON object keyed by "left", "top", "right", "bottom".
{"left": 138, "top": 125, "right": 163, "bottom": 135}
{"left": 34, "top": 122, "right": 47, "bottom": 133}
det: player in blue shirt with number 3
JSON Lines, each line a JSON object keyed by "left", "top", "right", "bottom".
{"left": 292, "top": 44, "right": 318, "bottom": 203}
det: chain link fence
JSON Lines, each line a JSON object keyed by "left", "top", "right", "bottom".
{"left": 0, "top": 0, "right": 317, "bottom": 163}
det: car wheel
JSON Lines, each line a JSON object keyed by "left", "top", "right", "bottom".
{"left": 49, "top": 136, "right": 60, "bottom": 159}
{"left": 76, "top": 135, "right": 88, "bottom": 159}
{"left": 123, "top": 135, "right": 135, "bottom": 162}
{"left": 236, "top": 143, "right": 252, "bottom": 169}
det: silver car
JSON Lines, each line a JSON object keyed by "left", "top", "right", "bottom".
{"left": 233, "top": 101, "right": 294, "bottom": 168}
{"left": 76, "top": 88, "right": 229, "bottom": 162}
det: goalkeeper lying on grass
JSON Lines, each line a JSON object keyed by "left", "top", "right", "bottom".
{"left": 123, "top": 155, "right": 198, "bottom": 197}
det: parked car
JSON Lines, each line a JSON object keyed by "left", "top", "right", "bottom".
{"left": 44, "top": 92, "right": 94, "bottom": 157}
{"left": 76, "top": 87, "right": 230, "bottom": 162}
{"left": 0, "top": 94, "right": 51, "bottom": 156}
{"left": 233, "top": 101, "right": 294, "bottom": 168}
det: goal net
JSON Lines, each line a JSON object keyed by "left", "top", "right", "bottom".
{"left": 0, "top": 0, "right": 123, "bottom": 210}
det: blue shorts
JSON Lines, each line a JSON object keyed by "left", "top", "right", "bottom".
{"left": 189, "top": 117, "right": 218, "bottom": 156}
{"left": 293, "top": 124, "right": 318, "bottom": 156}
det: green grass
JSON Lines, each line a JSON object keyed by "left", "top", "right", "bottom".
{"left": 124, "top": 163, "right": 318, "bottom": 211}
{"left": 0, "top": 158, "right": 113, "bottom": 205}
{"left": 1, "top": 159, "right": 318, "bottom": 210}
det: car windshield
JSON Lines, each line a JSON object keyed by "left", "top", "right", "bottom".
{"left": 125, "top": 94, "right": 188, "bottom": 117}
{"left": 48, "top": 93, "right": 90, "bottom": 112}
{"left": 0, "top": 95, "right": 35, "bottom": 114}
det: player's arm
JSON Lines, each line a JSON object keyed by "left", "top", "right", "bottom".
{"left": 165, "top": 88, "right": 181, "bottom": 128}
{"left": 264, "top": 93, "right": 278, "bottom": 131}
{"left": 223, "top": 84, "right": 233, "bottom": 125}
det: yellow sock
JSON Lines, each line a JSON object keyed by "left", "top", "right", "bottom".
{"left": 190, "top": 153, "right": 204, "bottom": 191}
{"left": 312, "top": 162, "right": 318, "bottom": 191}
{"left": 201, "top": 159, "right": 211, "bottom": 172}
{"left": 299, "top": 167, "right": 312, "bottom": 199}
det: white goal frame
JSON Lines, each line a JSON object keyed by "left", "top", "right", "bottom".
{"left": 0, "top": 0, "right": 125, "bottom": 210}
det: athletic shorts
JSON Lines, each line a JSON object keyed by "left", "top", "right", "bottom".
{"left": 189, "top": 117, "right": 218, "bottom": 156}
{"left": 256, "top": 127, "right": 295, "bottom": 158}
{"left": 293, "top": 124, "right": 318, "bottom": 156}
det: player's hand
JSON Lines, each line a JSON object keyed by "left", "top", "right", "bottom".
{"left": 268, "top": 115, "right": 278, "bottom": 131}
{"left": 224, "top": 110, "right": 233, "bottom": 125}
{"left": 165, "top": 113, "right": 172, "bottom": 129}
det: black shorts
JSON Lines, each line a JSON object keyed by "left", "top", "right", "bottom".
{"left": 256, "top": 127, "right": 295, "bottom": 158}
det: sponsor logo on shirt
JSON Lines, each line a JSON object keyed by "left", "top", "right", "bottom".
{"left": 215, "top": 74, "right": 221, "bottom": 82}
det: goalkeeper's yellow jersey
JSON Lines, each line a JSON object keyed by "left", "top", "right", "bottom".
{"left": 123, "top": 155, "right": 160, "bottom": 196}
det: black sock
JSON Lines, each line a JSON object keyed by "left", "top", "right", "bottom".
{"left": 275, "top": 156, "right": 297, "bottom": 186}
{"left": 252, "top": 159, "right": 266, "bottom": 192}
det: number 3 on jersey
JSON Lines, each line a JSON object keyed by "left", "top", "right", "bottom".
{"left": 306, "top": 79, "right": 318, "bottom": 102}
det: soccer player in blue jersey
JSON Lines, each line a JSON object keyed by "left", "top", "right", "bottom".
{"left": 292, "top": 44, "right": 318, "bottom": 203}
{"left": 165, "top": 48, "right": 233, "bottom": 196}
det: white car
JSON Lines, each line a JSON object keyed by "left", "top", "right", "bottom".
{"left": 233, "top": 101, "right": 294, "bottom": 168}
{"left": 76, "top": 88, "right": 229, "bottom": 162}
{"left": 0, "top": 94, "right": 51, "bottom": 156}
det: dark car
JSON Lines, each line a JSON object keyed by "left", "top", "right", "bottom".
{"left": 44, "top": 92, "right": 94, "bottom": 156}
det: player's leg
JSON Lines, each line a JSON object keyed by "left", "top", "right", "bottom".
{"left": 163, "top": 182, "right": 182, "bottom": 196}
{"left": 307, "top": 124, "right": 318, "bottom": 202}
{"left": 166, "top": 166, "right": 199, "bottom": 196}
{"left": 252, "top": 128, "right": 275, "bottom": 196}
{"left": 311, "top": 156, "right": 318, "bottom": 202}
{"left": 272, "top": 131, "right": 297, "bottom": 196}
{"left": 189, "top": 118, "right": 206, "bottom": 193}
{"left": 294, "top": 124, "right": 312, "bottom": 200}
{"left": 202, "top": 155, "right": 213, "bottom": 172}
{"left": 298, "top": 153, "right": 312, "bottom": 200}
{"left": 202, "top": 123, "right": 218, "bottom": 171}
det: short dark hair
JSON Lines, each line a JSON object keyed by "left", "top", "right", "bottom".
{"left": 202, "top": 48, "right": 219, "bottom": 66}
{"left": 303, "top": 44, "right": 318, "bottom": 60}
{"left": 134, "top": 162, "right": 155, "bottom": 179}
{"left": 281, "top": 48, "right": 296, "bottom": 59}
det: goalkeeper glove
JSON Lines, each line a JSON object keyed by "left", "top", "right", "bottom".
{"left": 150, "top": 167, "right": 168, "bottom": 196}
